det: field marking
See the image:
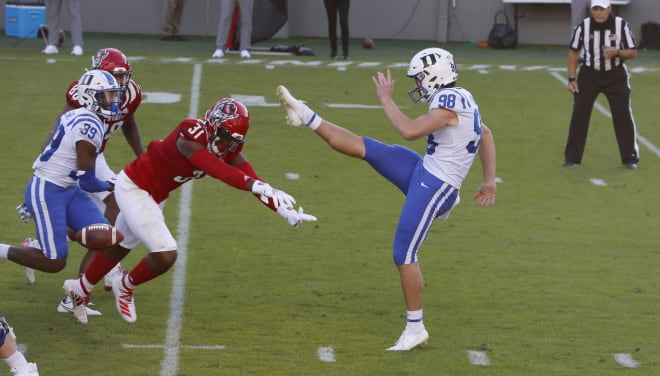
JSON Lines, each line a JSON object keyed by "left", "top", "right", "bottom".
{"left": 550, "top": 71, "right": 660, "bottom": 159}
{"left": 159, "top": 63, "right": 202, "bottom": 376}
{"left": 589, "top": 178, "right": 607, "bottom": 186}
{"left": 124, "top": 344, "right": 225, "bottom": 350}
{"left": 467, "top": 350, "right": 490, "bottom": 366}
{"left": 317, "top": 347, "right": 336, "bottom": 362}
{"left": 613, "top": 353, "right": 640, "bottom": 368}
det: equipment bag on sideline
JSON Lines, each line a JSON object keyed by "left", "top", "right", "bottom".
{"left": 640, "top": 21, "right": 660, "bottom": 50}
{"left": 488, "top": 10, "right": 517, "bottom": 49}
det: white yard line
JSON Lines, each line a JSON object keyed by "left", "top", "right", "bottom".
{"left": 613, "top": 353, "right": 640, "bottom": 368}
{"left": 467, "top": 350, "right": 490, "bottom": 366}
{"left": 160, "top": 63, "right": 203, "bottom": 376}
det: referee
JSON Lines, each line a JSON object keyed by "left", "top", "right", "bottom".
{"left": 563, "top": 0, "right": 639, "bottom": 169}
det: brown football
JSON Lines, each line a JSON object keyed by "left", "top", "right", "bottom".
{"left": 362, "top": 38, "right": 375, "bottom": 49}
{"left": 75, "top": 223, "right": 124, "bottom": 250}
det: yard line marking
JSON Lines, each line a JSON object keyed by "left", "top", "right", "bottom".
{"left": 467, "top": 350, "right": 490, "bottom": 366}
{"left": 550, "top": 71, "right": 660, "bottom": 159}
{"left": 317, "top": 347, "right": 336, "bottom": 362}
{"left": 124, "top": 344, "right": 225, "bottom": 350}
{"left": 613, "top": 353, "right": 640, "bottom": 368}
{"left": 160, "top": 63, "right": 202, "bottom": 376}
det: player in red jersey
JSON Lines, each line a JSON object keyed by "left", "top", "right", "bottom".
{"left": 62, "top": 98, "right": 317, "bottom": 324}
{"left": 19, "top": 48, "right": 143, "bottom": 316}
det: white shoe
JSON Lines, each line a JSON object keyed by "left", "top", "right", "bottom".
{"left": 276, "top": 85, "right": 320, "bottom": 128}
{"left": 112, "top": 275, "right": 137, "bottom": 323}
{"left": 57, "top": 296, "right": 102, "bottom": 316}
{"left": 62, "top": 279, "right": 90, "bottom": 324}
{"left": 104, "top": 263, "right": 126, "bottom": 291}
{"left": 10, "top": 362, "right": 39, "bottom": 376}
{"left": 71, "top": 45, "right": 83, "bottom": 56}
{"left": 212, "top": 49, "right": 224, "bottom": 58}
{"left": 240, "top": 49, "right": 251, "bottom": 58}
{"left": 41, "top": 45, "right": 58, "bottom": 54}
{"left": 21, "top": 238, "right": 40, "bottom": 284}
{"left": 386, "top": 329, "right": 429, "bottom": 351}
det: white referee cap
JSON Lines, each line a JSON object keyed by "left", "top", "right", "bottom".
{"left": 591, "top": 0, "right": 610, "bottom": 8}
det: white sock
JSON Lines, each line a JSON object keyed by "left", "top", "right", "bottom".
{"left": 4, "top": 351, "right": 27, "bottom": 369}
{"left": 0, "top": 244, "right": 9, "bottom": 259}
{"left": 405, "top": 309, "right": 424, "bottom": 333}
{"left": 81, "top": 275, "right": 94, "bottom": 293}
{"left": 307, "top": 113, "right": 322, "bottom": 130}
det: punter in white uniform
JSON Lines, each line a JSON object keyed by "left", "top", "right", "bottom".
{"left": 276, "top": 47, "right": 497, "bottom": 351}
{"left": 0, "top": 70, "right": 121, "bottom": 276}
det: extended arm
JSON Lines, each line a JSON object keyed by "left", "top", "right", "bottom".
{"left": 121, "top": 113, "right": 145, "bottom": 156}
{"left": 474, "top": 124, "right": 496, "bottom": 207}
{"left": 372, "top": 69, "right": 457, "bottom": 140}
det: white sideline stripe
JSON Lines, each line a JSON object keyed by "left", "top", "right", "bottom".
{"left": 550, "top": 71, "right": 660, "bottom": 159}
{"left": 160, "top": 63, "right": 202, "bottom": 376}
{"left": 613, "top": 353, "right": 640, "bottom": 368}
{"left": 317, "top": 347, "right": 336, "bottom": 362}
{"left": 124, "top": 344, "right": 225, "bottom": 350}
{"left": 467, "top": 350, "right": 490, "bottom": 366}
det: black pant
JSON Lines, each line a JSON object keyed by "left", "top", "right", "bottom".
{"left": 323, "top": 0, "right": 350, "bottom": 57}
{"left": 564, "top": 65, "right": 639, "bottom": 165}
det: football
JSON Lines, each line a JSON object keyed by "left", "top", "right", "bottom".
{"left": 362, "top": 38, "right": 375, "bottom": 49}
{"left": 75, "top": 223, "right": 124, "bottom": 250}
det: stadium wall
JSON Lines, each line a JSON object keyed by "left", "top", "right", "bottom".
{"left": 1, "top": 0, "right": 658, "bottom": 46}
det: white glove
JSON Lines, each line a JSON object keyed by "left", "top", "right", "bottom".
{"left": 277, "top": 206, "right": 317, "bottom": 227}
{"left": 16, "top": 202, "right": 32, "bottom": 223}
{"left": 251, "top": 180, "right": 296, "bottom": 209}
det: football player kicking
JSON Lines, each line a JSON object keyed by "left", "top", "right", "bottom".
{"left": 20, "top": 48, "right": 144, "bottom": 316}
{"left": 0, "top": 317, "right": 39, "bottom": 376}
{"left": 276, "top": 47, "right": 497, "bottom": 351}
{"left": 63, "top": 98, "right": 316, "bottom": 325}
{"left": 0, "top": 71, "right": 123, "bottom": 325}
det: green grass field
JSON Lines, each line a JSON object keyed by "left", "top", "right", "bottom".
{"left": 1, "top": 33, "right": 660, "bottom": 375}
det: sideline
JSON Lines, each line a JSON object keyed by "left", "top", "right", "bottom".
{"left": 549, "top": 71, "right": 660, "bottom": 158}
{"left": 160, "top": 63, "right": 203, "bottom": 376}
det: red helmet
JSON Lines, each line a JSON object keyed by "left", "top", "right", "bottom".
{"left": 91, "top": 48, "right": 132, "bottom": 88}
{"left": 204, "top": 98, "right": 250, "bottom": 156}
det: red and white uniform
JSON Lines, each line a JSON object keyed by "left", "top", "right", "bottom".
{"left": 114, "top": 119, "right": 260, "bottom": 253}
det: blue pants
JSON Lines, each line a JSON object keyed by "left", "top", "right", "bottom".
{"left": 25, "top": 176, "right": 107, "bottom": 260}
{"left": 364, "top": 137, "right": 458, "bottom": 265}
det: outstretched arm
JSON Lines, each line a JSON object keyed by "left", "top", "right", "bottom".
{"left": 474, "top": 124, "right": 496, "bottom": 207}
{"left": 121, "top": 113, "right": 145, "bottom": 156}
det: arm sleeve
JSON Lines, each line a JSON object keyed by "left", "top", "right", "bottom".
{"left": 189, "top": 148, "right": 252, "bottom": 190}
{"left": 77, "top": 168, "right": 112, "bottom": 193}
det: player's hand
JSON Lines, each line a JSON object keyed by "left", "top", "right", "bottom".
{"left": 277, "top": 206, "right": 317, "bottom": 227}
{"left": 251, "top": 180, "right": 296, "bottom": 208}
{"left": 16, "top": 202, "right": 32, "bottom": 223}
{"left": 474, "top": 182, "right": 496, "bottom": 207}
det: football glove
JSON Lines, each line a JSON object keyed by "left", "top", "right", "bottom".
{"left": 277, "top": 206, "right": 317, "bottom": 227}
{"left": 251, "top": 181, "right": 296, "bottom": 208}
{"left": 16, "top": 202, "right": 32, "bottom": 223}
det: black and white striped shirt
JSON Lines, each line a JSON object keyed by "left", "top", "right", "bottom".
{"left": 570, "top": 15, "right": 637, "bottom": 71}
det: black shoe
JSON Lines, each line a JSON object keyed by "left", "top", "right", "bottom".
{"left": 561, "top": 161, "right": 579, "bottom": 167}
{"left": 625, "top": 162, "right": 638, "bottom": 169}
{"left": 161, "top": 35, "right": 185, "bottom": 41}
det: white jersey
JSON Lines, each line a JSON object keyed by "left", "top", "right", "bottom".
{"left": 32, "top": 108, "right": 105, "bottom": 188}
{"left": 422, "top": 87, "right": 483, "bottom": 189}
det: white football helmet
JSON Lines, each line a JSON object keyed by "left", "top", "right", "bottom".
{"left": 406, "top": 47, "right": 458, "bottom": 103}
{"left": 77, "top": 70, "right": 123, "bottom": 119}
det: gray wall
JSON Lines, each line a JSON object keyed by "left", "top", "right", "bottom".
{"left": 3, "top": 0, "right": 659, "bottom": 46}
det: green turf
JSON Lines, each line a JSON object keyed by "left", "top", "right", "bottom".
{"left": 1, "top": 33, "right": 660, "bottom": 375}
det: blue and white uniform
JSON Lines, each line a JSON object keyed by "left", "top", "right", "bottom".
{"left": 25, "top": 108, "right": 109, "bottom": 260}
{"left": 364, "top": 87, "right": 483, "bottom": 265}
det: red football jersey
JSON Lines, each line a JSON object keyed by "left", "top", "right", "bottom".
{"left": 123, "top": 118, "right": 246, "bottom": 203}
{"left": 66, "top": 79, "right": 142, "bottom": 153}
